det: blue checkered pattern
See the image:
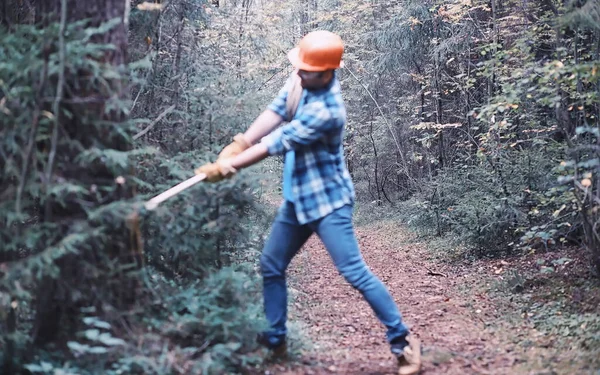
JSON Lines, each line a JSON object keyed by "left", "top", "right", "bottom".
{"left": 261, "top": 73, "right": 355, "bottom": 224}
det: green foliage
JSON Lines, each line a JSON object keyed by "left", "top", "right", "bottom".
{"left": 1, "top": 2, "right": 274, "bottom": 373}
{"left": 0, "top": 13, "right": 144, "bottom": 373}
{"left": 354, "top": 0, "right": 600, "bottom": 269}
{"left": 397, "top": 147, "right": 563, "bottom": 255}
{"left": 21, "top": 266, "right": 265, "bottom": 375}
{"left": 468, "top": 6, "right": 600, "bottom": 264}
{"left": 5, "top": 0, "right": 598, "bottom": 373}
{"left": 368, "top": 1, "right": 434, "bottom": 74}
{"left": 136, "top": 148, "right": 264, "bottom": 277}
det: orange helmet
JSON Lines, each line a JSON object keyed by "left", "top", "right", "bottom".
{"left": 287, "top": 30, "right": 344, "bottom": 71}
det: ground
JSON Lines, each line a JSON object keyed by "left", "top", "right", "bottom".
{"left": 259, "top": 218, "right": 600, "bottom": 375}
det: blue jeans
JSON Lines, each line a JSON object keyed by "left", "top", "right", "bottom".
{"left": 260, "top": 202, "right": 409, "bottom": 345}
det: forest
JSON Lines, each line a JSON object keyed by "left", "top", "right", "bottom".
{"left": 1, "top": 0, "right": 599, "bottom": 374}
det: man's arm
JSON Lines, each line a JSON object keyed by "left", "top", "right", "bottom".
{"left": 224, "top": 102, "right": 334, "bottom": 171}
{"left": 210, "top": 109, "right": 282, "bottom": 176}
{"left": 230, "top": 143, "right": 270, "bottom": 169}
{"left": 261, "top": 101, "right": 336, "bottom": 156}
{"left": 241, "top": 109, "right": 284, "bottom": 145}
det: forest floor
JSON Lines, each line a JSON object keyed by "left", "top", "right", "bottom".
{"left": 259, "top": 217, "right": 600, "bottom": 375}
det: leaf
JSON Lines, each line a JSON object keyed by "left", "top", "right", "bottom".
{"left": 88, "top": 346, "right": 109, "bottom": 354}
{"left": 84, "top": 329, "right": 100, "bottom": 340}
{"left": 49, "top": 183, "right": 89, "bottom": 200}
{"left": 24, "top": 364, "right": 44, "bottom": 373}
{"left": 552, "top": 257, "right": 572, "bottom": 266}
{"left": 552, "top": 204, "right": 567, "bottom": 218}
{"left": 84, "top": 18, "right": 122, "bottom": 42}
{"left": 98, "top": 333, "right": 126, "bottom": 346}
{"left": 575, "top": 125, "right": 600, "bottom": 137}
{"left": 68, "top": 341, "right": 91, "bottom": 354}
{"left": 24, "top": 361, "right": 55, "bottom": 372}
{"left": 577, "top": 158, "right": 600, "bottom": 168}
{"left": 83, "top": 317, "right": 111, "bottom": 329}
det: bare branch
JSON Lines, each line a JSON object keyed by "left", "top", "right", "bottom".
{"left": 133, "top": 105, "right": 176, "bottom": 140}
{"left": 44, "top": 0, "right": 67, "bottom": 219}
{"left": 343, "top": 64, "right": 413, "bottom": 183}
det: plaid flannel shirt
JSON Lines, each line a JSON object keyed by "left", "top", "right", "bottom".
{"left": 261, "top": 73, "right": 355, "bottom": 224}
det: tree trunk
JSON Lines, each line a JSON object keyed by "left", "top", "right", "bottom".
{"left": 434, "top": 19, "right": 444, "bottom": 169}
{"left": 0, "top": 0, "right": 34, "bottom": 28}
{"left": 488, "top": 0, "right": 498, "bottom": 99}
{"left": 300, "top": 0, "right": 309, "bottom": 35}
{"left": 368, "top": 114, "right": 381, "bottom": 205}
{"left": 29, "top": 0, "right": 140, "bottom": 347}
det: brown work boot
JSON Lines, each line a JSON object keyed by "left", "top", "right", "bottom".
{"left": 396, "top": 336, "right": 421, "bottom": 375}
{"left": 256, "top": 332, "right": 287, "bottom": 360}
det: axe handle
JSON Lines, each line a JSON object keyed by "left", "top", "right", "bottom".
{"left": 144, "top": 173, "right": 207, "bottom": 210}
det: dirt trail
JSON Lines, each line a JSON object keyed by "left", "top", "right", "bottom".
{"left": 265, "top": 221, "right": 526, "bottom": 375}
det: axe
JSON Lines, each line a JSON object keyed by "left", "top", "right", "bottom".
{"left": 144, "top": 173, "right": 207, "bottom": 211}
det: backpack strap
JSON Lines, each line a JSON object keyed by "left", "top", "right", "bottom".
{"left": 285, "top": 70, "right": 302, "bottom": 122}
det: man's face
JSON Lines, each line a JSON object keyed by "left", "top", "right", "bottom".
{"left": 297, "top": 70, "right": 332, "bottom": 90}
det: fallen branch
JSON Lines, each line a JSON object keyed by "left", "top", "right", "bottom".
{"left": 425, "top": 266, "right": 448, "bottom": 277}
{"left": 133, "top": 104, "right": 176, "bottom": 140}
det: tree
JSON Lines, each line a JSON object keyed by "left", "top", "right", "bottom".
{"left": 32, "top": 0, "right": 141, "bottom": 346}
{"left": 1, "top": 0, "right": 141, "bottom": 369}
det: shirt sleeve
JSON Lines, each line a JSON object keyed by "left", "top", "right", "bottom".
{"left": 261, "top": 101, "right": 336, "bottom": 156}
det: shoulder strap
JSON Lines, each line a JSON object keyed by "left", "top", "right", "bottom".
{"left": 285, "top": 71, "right": 302, "bottom": 122}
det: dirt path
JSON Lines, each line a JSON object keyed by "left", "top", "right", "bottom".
{"left": 255, "top": 211, "right": 599, "bottom": 375}
{"left": 259, "top": 220, "right": 573, "bottom": 375}
{"left": 267, "top": 221, "right": 510, "bottom": 375}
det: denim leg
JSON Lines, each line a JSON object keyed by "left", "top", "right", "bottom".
{"left": 260, "top": 202, "right": 313, "bottom": 341}
{"left": 311, "top": 205, "right": 409, "bottom": 342}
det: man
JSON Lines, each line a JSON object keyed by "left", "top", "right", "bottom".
{"left": 195, "top": 30, "right": 421, "bottom": 375}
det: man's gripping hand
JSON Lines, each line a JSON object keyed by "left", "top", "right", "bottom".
{"left": 218, "top": 134, "right": 250, "bottom": 160}
{"left": 195, "top": 159, "right": 237, "bottom": 183}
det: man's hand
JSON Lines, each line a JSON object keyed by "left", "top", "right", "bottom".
{"left": 195, "top": 159, "right": 237, "bottom": 183}
{"left": 218, "top": 134, "right": 250, "bottom": 160}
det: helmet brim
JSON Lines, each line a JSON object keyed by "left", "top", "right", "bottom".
{"left": 287, "top": 47, "right": 343, "bottom": 71}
